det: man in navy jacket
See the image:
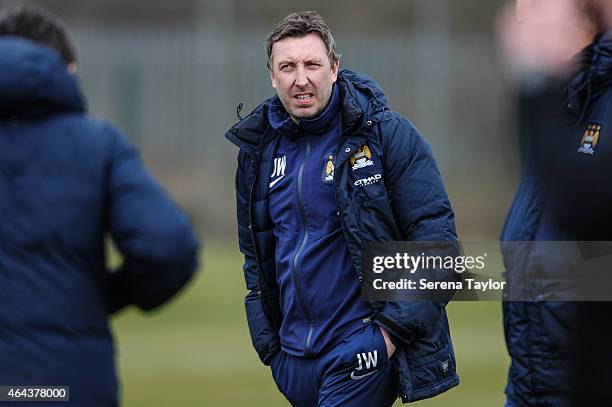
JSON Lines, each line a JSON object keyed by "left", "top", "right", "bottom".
{"left": 0, "top": 6, "right": 199, "bottom": 406}
{"left": 227, "top": 11, "right": 458, "bottom": 406}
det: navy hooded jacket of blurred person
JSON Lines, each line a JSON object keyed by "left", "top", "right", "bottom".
{"left": 501, "top": 0, "right": 612, "bottom": 405}
{"left": 0, "top": 6, "right": 199, "bottom": 406}
{"left": 227, "top": 11, "right": 459, "bottom": 406}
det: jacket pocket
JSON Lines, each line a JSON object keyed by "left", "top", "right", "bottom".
{"left": 393, "top": 312, "right": 460, "bottom": 403}
{"left": 406, "top": 347, "right": 456, "bottom": 388}
{"left": 395, "top": 345, "right": 459, "bottom": 403}
{"left": 245, "top": 291, "right": 280, "bottom": 365}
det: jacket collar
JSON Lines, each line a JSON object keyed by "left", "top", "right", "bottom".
{"left": 565, "top": 30, "right": 612, "bottom": 124}
{"left": 225, "top": 69, "right": 389, "bottom": 152}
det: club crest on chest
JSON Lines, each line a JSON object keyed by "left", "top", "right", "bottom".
{"left": 322, "top": 154, "right": 335, "bottom": 184}
{"left": 350, "top": 145, "right": 374, "bottom": 170}
{"left": 578, "top": 123, "right": 603, "bottom": 155}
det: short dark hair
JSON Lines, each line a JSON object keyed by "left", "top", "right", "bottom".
{"left": 266, "top": 11, "right": 339, "bottom": 70}
{"left": 0, "top": 5, "right": 77, "bottom": 64}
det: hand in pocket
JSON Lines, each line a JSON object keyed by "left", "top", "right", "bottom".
{"left": 379, "top": 327, "right": 396, "bottom": 358}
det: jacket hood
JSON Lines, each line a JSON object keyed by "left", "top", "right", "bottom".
{"left": 0, "top": 37, "right": 85, "bottom": 119}
{"left": 225, "top": 69, "right": 390, "bottom": 151}
{"left": 565, "top": 30, "right": 612, "bottom": 124}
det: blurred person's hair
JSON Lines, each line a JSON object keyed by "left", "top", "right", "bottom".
{"left": 574, "top": 0, "right": 609, "bottom": 33}
{"left": 0, "top": 4, "right": 76, "bottom": 64}
{"left": 266, "top": 11, "right": 339, "bottom": 70}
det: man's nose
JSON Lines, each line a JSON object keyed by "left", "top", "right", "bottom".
{"left": 294, "top": 66, "right": 309, "bottom": 87}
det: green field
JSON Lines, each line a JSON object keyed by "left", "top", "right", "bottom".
{"left": 111, "top": 243, "right": 509, "bottom": 406}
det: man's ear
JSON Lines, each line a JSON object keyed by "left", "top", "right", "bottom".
{"left": 270, "top": 68, "right": 277, "bottom": 89}
{"left": 68, "top": 62, "right": 78, "bottom": 74}
{"left": 331, "top": 60, "right": 339, "bottom": 82}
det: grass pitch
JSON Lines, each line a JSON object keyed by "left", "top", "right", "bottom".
{"left": 111, "top": 242, "right": 508, "bottom": 406}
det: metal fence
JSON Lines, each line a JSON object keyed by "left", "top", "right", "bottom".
{"left": 71, "top": 22, "right": 516, "bottom": 240}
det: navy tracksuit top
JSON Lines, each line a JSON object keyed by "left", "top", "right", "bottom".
{"left": 267, "top": 84, "right": 371, "bottom": 357}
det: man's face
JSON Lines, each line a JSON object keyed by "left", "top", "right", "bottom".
{"left": 269, "top": 33, "right": 339, "bottom": 121}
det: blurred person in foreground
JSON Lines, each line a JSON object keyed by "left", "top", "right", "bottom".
{"left": 498, "top": 0, "right": 612, "bottom": 405}
{"left": 226, "top": 11, "right": 458, "bottom": 406}
{"left": 0, "top": 5, "right": 199, "bottom": 406}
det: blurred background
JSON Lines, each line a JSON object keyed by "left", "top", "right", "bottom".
{"left": 1, "top": 0, "right": 516, "bottom": 405}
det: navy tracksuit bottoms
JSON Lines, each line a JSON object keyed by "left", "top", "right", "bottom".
{"left": 271, "top": 322, "right": 398, "bottom": 407}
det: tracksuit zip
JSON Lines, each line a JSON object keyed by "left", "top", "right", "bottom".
{"left": 293, "top": 136, "right": 315, "bottom": 355}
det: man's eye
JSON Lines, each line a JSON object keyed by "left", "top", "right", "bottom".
{"left": 280, "top": 65, "right": 292, "bottom": 71}
{"left": 307, "top": 63, "right": 321, "bottom": 69}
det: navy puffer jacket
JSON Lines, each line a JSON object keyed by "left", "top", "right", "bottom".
{"left": 0, "top": 38, "right": 199, "bottom": 406}
{"left": 502, "top": 31, "right": 612, "bottom": 407}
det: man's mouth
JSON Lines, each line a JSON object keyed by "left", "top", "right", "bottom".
{"left": 294, "top": 93, "right": 314, "bottom": 102}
